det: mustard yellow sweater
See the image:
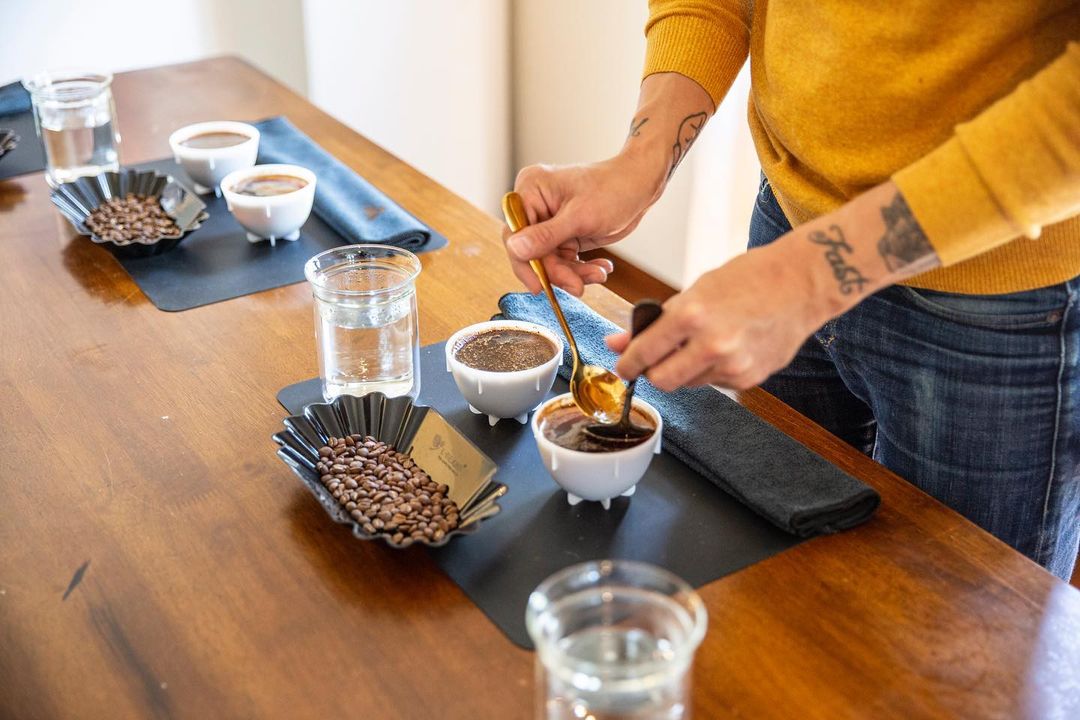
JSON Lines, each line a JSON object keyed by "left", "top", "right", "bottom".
{"left": 645, "top": 1, "right": 1080, "bottom": 293}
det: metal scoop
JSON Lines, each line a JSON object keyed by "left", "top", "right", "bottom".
{"left": 585, "top": 299, "right": 662, "bottom": 443}
{"left": 502, "top": 191, "right": 627, "bottom": 424}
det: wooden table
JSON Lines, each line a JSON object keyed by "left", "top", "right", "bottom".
{"left": 1, "top": 57, "right": 1077, "bottom": 720}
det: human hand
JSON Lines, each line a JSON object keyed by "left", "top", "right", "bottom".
{"left": 503, "top": 153, "right": 665, "bottom": 296}
{"left": 606, "top": 242, "right": 829, "bottom": 391}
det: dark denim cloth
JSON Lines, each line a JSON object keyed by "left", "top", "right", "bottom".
{"left": 498, "top": 288, "right": 880, "bottom": 536}
{"left": 750, "top": 174, "right": 1080, "bottom": 579}
{"left": 0, "top": 81, "right": 31, "bottom": 117}
{"left": 253, "top": 116, "right": 447, "bottom": 253}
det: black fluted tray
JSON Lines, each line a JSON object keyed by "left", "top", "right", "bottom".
{"left": 277, "top": 343, "right": 804, "bottom": 649}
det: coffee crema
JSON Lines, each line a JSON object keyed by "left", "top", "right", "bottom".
{"left": 231, "top": 174, "right": 309, "bottom": 197}
{"left": 454, "top": 328, "right": 557, "bottom": 372}
{"left": 539, "top": 401, "right": 656, "bottom": 453}
{"left": 179, "top": 131, "right": 251, "bottom": 149}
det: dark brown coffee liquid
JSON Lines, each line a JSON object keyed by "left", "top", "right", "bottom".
{"left": 180, "top": 131, "right": 251, "bottom": 149}
{"left": 539, "top": 401, "right": 655, "bottom": 453}
{"left": 454, "top": 329, "right": 557, "bottom": 372}
{"left": 232, "top": 174, "right": 308, "bottom": 197}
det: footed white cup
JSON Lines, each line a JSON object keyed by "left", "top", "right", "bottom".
{"left": 168, "top": 121, "right": 259, "bottom": 195}
{"left": 532, "top": 393, "right": 663, "bottom": 509}
{"left": 446, "top": 320, "right": 562, "bottom": 426}
{"left": 220, "top": 164, "right": 316, "bottom": 245}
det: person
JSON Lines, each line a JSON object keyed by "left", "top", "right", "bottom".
{"left": 501, "top": 1, "right": 1080, "bottom": 580}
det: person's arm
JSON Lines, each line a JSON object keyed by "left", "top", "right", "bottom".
{"left": 610, "top": 179, "right": 938, "bottom": 389}
{"left": 613, "top": 43, "right": 1080, "bottom": 391}
{"left": 503, "top": 0, "right": 750, "bottom": 296}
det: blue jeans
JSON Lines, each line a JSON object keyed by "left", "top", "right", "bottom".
{"left": 750, "top": 175, "right": 1080, "bottom": 580}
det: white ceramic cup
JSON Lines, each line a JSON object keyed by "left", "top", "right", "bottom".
{"left": 220, "top": 164, "right": 316, "bottom": 244}
{"left": 532, "top": 393, "right": 663, "bottom": 509}
{"left": 446, "top": 320, "right": 563, "bottom": 426}
{"left": 168, "top": 121, "right": 259, "bottom": 195}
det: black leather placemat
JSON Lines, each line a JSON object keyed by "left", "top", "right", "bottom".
{"left": 111, "top": 157, "right": 350, "bottom": 311}
{"left": 0, "top": 111, "right": 46, "bottom": 180}
{"left": 102, "top": 156, "right": 447, "bottom": 312}
{"left": 278, "top": 343, "right": 804, "bottom": 649}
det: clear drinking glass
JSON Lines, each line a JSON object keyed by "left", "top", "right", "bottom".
{"left": 527, "top": 560, "right": 708, "bottom": 720}
{"left": 24, "top": 70, "right": 120, "bottom": 186}
{"left": 304, "top": 244, "right": 422, "bottom": 401}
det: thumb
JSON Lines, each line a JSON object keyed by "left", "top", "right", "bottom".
{"left": 507, "top": 211, "right": 583, "bottom": 261}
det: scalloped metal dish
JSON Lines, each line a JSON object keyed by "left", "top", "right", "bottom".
{"left": 273, "top": 392, "right": 506, "bottom": 549}
{"left": 49, "top": 168, "right": 209, "bottom": 258}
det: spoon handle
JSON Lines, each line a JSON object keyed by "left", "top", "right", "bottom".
{"left": 620, "top": 299, "right": 663, "bottom": 423}
{"left": 502, "top": 192, "right": 582, "bottom": 366}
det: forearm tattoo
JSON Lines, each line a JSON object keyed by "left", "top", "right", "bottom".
{"left": 809, "top": 225, "right": 872, "bottom": 295}
{"left": 668, "top": 112, "right": 707, "bottom": 179}
{"left": 628, "top": 116, "right": 649, "bottom": 138}
{"left": 877, "top": 193, "right": 938, "bottom": 273}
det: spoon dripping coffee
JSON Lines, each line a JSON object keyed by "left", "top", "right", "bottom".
{"left": 585, "top": 299, "right": 663, "bottom": 444}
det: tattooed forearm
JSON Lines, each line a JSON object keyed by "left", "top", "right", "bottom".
{"left": 809, "top": 225, "right": 872, "bottom": 295}
{"left": 668, "top": 112, "right": 707, "bottom": 179}
{"left": 628, "top": 116, "right": 649, "bottom": 138}
{"left": 877, "top": 193, "right": 938, "bottom": 274}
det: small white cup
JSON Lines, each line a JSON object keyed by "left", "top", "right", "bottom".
{"left": 446, "top": 320, "right": 563, "bottom": 426}
{"left": 532, "top": 393, "right": 663, "bottom": 510}
{"left": 220, "top": 164, "right": 316, "bottom": 245}
{"left": 168, "top": 121, "right": 259, "bottom": 195}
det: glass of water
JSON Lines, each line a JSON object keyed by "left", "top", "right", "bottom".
{"left": 24, "top": 70, "right": 120, "bottom": 186}
{"left": 527, "top": 560, "right": 708, "bottom": 720}
{"left": 304, "top": 244, "right": 422, "bottom": 402}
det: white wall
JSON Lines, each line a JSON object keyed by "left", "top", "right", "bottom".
{"left": 301, "top": 0, "right": 511, "bottom": 215}
{"left": 0, "top": 0, "right": 308, "bottom": 95}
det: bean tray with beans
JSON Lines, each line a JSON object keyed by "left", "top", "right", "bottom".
{"left": 85, "top": 193, "right": 183, "bottom": 243}
{"left": 316, "top": 434, "right": 461, "bottom": 547}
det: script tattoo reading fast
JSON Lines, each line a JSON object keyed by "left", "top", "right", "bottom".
{"left": 669, "top": 112, "right": 707, "bottom": 179}
{"left": 809, "top": 225, "right": 871, "bottom": 295}
{"left": 877, "top": 193, "right": 936, "bottom": 272}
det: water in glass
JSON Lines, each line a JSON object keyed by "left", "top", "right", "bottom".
{"left": 528, "top": 562, "right": 707, "bottom": 720}
{"left": 306, "top": 246, "right": 421, "bottom": 401}
{"left": 25, "top": 71, "right": 120, "bottom": 185}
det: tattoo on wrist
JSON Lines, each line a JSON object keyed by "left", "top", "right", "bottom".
{"left": 809, "top": 225, "right": 872, "bottom": 296}
{"left": 877, "top": 193, "right": 938, "bottom": 273}
{"left": 668, "top": 112, "right": 707, "bottom": 179}
{"left": 628, "top": 116, "right": 649, "bottom": 138}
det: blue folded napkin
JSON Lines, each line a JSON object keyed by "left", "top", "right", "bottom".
{"left": 253, "top": 116, "right": 447, "bottom": 253}
{"left": 498, "top": 288, "right": 880, "bottom": 537}
{"left": 0, "top": 81, "right": 32, "bottom": 117}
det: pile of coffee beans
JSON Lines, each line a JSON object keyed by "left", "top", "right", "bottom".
{"left": 316, "top": 434, "right": 461, "bottom": 546}
{"left": 85, "top": 193, "right": 182, "bottom": 243}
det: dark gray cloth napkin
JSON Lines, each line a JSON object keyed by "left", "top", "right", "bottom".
{"left": 253, "top": 116, "right": 447, "bottom": 253}
{"left": 0, "top": 81, "right": 31, "bottom": 117}
{"left": 498, "top": 288, "right": 880, "bottom": 537}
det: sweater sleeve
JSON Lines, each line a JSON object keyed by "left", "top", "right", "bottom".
{"left": 893, "top": 42, "right": 1080, "bottom": 267}
{"left": 643, "top": 0, "right": 751, "bottom": 109}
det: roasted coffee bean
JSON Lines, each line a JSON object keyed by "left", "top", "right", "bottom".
{"left": 316, "top": 434, "right": 463, "bottom": 546}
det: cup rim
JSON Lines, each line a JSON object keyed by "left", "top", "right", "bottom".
{"left": 168, "top": 121, "right": 260, "bottom": 157}
{"left": 445, "top": 320, "right": 563, "bottom": 379}
{"left": 220, "top": 163, "right": 317, "bottom": 205}
{"left": 304, "top": 244, "right": 421, "bottom": 297}
{"left": 525, "top": 559, "right": 708, "bottom": 680}
{"left": 531, "top": 392, "right": 662, "bottom": 457}
{"left": 23, "top": 69, "right": 112, "bottom": 101}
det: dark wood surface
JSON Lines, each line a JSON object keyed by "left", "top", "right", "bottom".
{"left": 1, "top": 57, "right": 1077, "bottom": 720}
